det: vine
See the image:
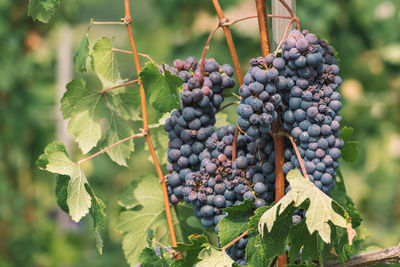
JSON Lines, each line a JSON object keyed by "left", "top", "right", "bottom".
{"left": 29, "top": 0, "right": 399, "bottom": 266}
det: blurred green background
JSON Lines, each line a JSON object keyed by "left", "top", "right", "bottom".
{"left": 1, "top": 0, "right": 399, "bottom": 266}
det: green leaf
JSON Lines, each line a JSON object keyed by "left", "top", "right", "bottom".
{"left": 197, "top": 244, "right": 235, "bottom": 267}
{"left": 138, "top": 248, "right": 168, "bottom": 267}
{"left": 91, "top": 37, "right": 122, "bottom": 86}
{"left": 288, "top": 219, "right": 318, "bottom": 263}
{"left": 118, "top": 182, "right": 139, "bottom": 209}
{"left": 340, "top": 126, "right": 359, "bottom": 163}
{"left": 61, "top": 77, "right": 136, "bottom": 165}
{"left": 258, "top": 169, "right": 347, "bottom": 243}
{"left": 55, "top": 175, "right": 70, "bottom": 213}
{"left": 37, "top": 141, "right": 91, "bottom": 222}
{"left": 146, "top": 113, "right": 170, "bottom": 165}
{"left": 73, "top": 32, "right": 90, "bottom": 72}
{"left": 116, "top": 176, "right": 172, "bottom": 266}
{"left": 85, "top": 184, "right": 106, "bottom": 254}
{"left": 218, "top": 199, "right": 254, "bottom": 247}
{"left": 248, "top": 205, "right": 270, "bottom": 231}
{"left": 140, "top": 63, "right": 182, "bottom": 113}
{"left": 172, "top": 234, "right": 209, "bottom": 267}
{"left": 245, "top": 233, "right": 266, "bottom": 267}
{"left": 28, "top": 0, "right": 59, "bottom": 23}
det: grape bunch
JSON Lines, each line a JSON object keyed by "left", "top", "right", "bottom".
{"left": 280, "top": 30, "right": 343, "bottom": 194}
{"left": 163, "top": 57, "right": 235, "bottom": 204}
{"left": 237, "top": 55, "right": 289, "bottom": 137}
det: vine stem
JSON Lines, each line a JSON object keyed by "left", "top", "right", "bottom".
{"left": 274, "top": 18, "right": 294, "bottom": 56}
{"left": 123, "top": 0, "right": 177, "bottom": 248}
{"left": 200, "top": 25, "right": 220, "bottom": 74}
{"left": 92, "top": 21, "right": 125, "bottom": 25}
{"left": 226, "top": 15, "right": 258, "bottom": 26}
{"left": 222, "top": 229, "right": 250, "bottom": 250}
{"left": 218, "top": 101, "right": 240, "bottom": 112}
{"left": 278, "top": 0, "right": 300, "bottom": 30}
{"left": 211, "top": 0, "right": 244, "bottom": 85}
{"left": 77, "top": 132, "right": 145, "bottom": 165}
{"left": 285, "top": 134, "right": 309, "bottom": 180}
{"left": 99, "top": 79, "right": 139, "bottom": 94}
{"left": 112, "top": 48, "right": 155, "bottom": 63}
{"left": 255, "top": 1, "right": 286, "bottom": 266}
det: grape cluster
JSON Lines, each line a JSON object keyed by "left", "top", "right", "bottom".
{"left": 237, "top": 55, "right": 288, "bottom": 137}
{"left": 163, "top": 57, "right": 235, "bottom": 204}
{"left": 280, "top": 30, "right": 343, "bottom": 194}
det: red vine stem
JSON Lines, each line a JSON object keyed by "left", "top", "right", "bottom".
{"left": 232, "top": 127, "right": 238, "bottom": 162}
{"left": 278, "top": 0, "right": 300, "bottom": 30}
{"left": 218, "top": 101, "right": 240, "bottom": 112}
{"left": 77, "top": 132, "right": 145, "bottom": 165}
{"left": 285, "top": 134, "right": 309, "bottom": 180}
{"left": 99, "top": 79, "right": 139, "bottom": 94}
{"left": 268, "top": 14, "right": 292, "bottom": 19}
{"left": 222, "top": 229, "right": 250, "bottom": 250}
{"left": 92, "top": 21, "right": 125, "bottom": 25}
{"left": 123, "top": 0, "right": 177, "bottom": 247}
{"left": 226, "top": 15, "right": 258, "bottom": 26}
{"left": 274, "top": 18, "right": 294, "bottom": 55}
{"left": 211, "top": 0, "right": 244, "bottom": 86}
{"left": 255, "top": 1, "right": 286, "bottom": 266}
{"left": 200, "top": 25, "right": 220, "bottom": 74}
{"left": 112, "top": 48, "right": 155, "bottom": 63}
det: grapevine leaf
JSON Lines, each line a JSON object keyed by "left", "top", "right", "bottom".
{"left": 331, "top": 170, "right": 362, "bottom": 228}
{"left": 138, "top": 248, "right": 168, "bottom": 267}
{"left": 145, "top": 113, "right": 170, "bottom": 165}
{"left": 245, "top": 233, "right": 266, "bottom": 267}
{"left": 55, "top": 175, "right": 70, "bottom": 213}
{"left": 218, "top": 199, "right": 254, "bottom": 247}
{"left": 248, "top": 205, "right": 270, "bottom": 231}
{"left": 196, "top": 244, "right": 235, "bottom": 267}
{"left": 28, "top": 0, "right": 59, "bottom": 23}
{"left": 116, "top": 176, "right": 172, "bottom": 266}
{"left": 61, "top": 77, "right": 136, "bottom": 165}
{"left": 61, "top": 78, "right": 106, "bottom": 154}
{"left": 36, "top": 141, "right": 91, "bottom": 222}
{"left": 118, "top": 182, "right": 140, "bottom": 209}
{"left": 258, "top": 169, "right": 347, "bottom": 243}
{"left": 172, "top": 234, "right": 209, "bottom": 267}
{"left": 91, "top": 37, "right": 122, "bottom": 86}
{"left": 73, "top": 32, "right": 90, "bottom": 72}
{"left": 86, "top": 184, "right": 106, "bottom": 254}
{"left": 340, "top": 126, "right": 359, "bottom": 163}
{"left": 288, "top": 219, "right": 318, "bottom": 263}
{"left": 140, "top": 63, "right": 182, "bottom": 113}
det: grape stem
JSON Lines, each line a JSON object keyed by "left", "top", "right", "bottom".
{"left": 112, "top": 48, "right": 155, "bottom": 63}
{"left": 98, "top": 79, "right": 139, "bottom": 94}
{"left": 274, "top": 18, "right": 295, "bottom": 56}
{"left": 218, "top": 101, "right": 240, "bottom": 112}
{"left": 222, "top": 229, "right": 251, "bottom": 250}
{"left": 211, "top": 0, "right": 244, "bottom": 86}
{"left": 77, "top": 131, "right": 146, "bottom": 165}
{"left": 232, "top": 126, "right": 239, "bottom": 162}
{"left": 123, "top": 0, "right": 178, "bottom": 248}
{"left": 200, "top": 25, "right": 221, "bottom": 75}
{"left": 284, "top": 133, "right": 310, "bottom": 180}
{"left": 221, "top": 15, "right": 258, "bottom": 26}
{"left": 278, "top": 0, "right": 300, "bottom": 30}
{"left": 92, "top": 21, "right": 125, "bottom": 25}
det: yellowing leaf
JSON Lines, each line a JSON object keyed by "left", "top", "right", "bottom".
{"left": 258, "top": 169, "right": 347, "bottom": 243}
{"left": 197, "top": 245, "right": 235, "bottom": 267}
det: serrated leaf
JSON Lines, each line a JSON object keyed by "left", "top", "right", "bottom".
{"left": 37, "top": 141, "right": 91, "bottom": 222}
{"left": 258, "top": 169, "right": 347, "bottom": 243}
{"left": 94, "top": 228, "right": 104, "bottom": 255}
{"left": 138, "top": 248, "right": 168, "bottom": 267}
{"left": 91, "top": 37, "right": 122, "bottom": 86}
{"left": 218, "top": 199, "right": 254, "bottom": 247}
{"left": 73, "top": 32, "right": 90, "bottom": 72}
{"left": 340, "top": 126, "right": 359, "bottom": 163}
{"left": 245, "top": 233, "right": 266, "bottom": 267}
{"left": 118, "top": 182, "right": 140, "bottom": 209}
{"left": 197, "top": 245, "right": 235, "bottom": 267}
{"left": 55, "top": 175, "right": 70, "bottom": 213}
{"left": 248, "top": 205, "right": 270, "bottom": 231}
{"left": 28, "top": 0, "right": 59, "bottom": 23}
{"left": 288, "top": 219, "right": 318, "bottom": 263}
{"left": 140, "top": 63, "right": 182, "bottom": 113}
{"left": 61, "top": 77, "right": 136, "bottom": 165}
{"left": 116, "top": 176, "right": 171, "bottom": 266}
{"left": 172, "top": 234, "right": 209, "bottom": 267}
